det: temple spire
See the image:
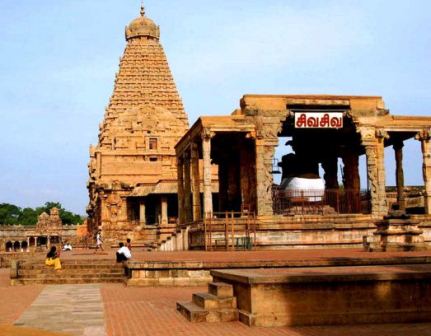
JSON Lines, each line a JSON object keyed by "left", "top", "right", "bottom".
{"left": 140, "top": 1, "right": 145, "bottom": 16}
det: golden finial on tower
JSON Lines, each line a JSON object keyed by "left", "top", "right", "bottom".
{"left": 140, "top": 1, "right": 145, "bottom": 16}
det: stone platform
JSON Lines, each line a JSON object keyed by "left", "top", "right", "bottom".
{"left": 207, "top": 265, "right": 431, "bottom": 327}
{"left": 125, "top": 250, "right": 431, "bottom": 286}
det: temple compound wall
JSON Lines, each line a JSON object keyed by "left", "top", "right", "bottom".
{"left": 87, "top": 6, "right": 189, "bottom": 245}
{"left": 0, "top": 208, "right": 78, "bottom": 252}
{"left": 175, "top": 95, "right": 431, "bottom": 250}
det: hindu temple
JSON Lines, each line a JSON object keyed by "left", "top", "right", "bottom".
{"left": 87, "top": 5, "right": 189, "bottom": 245}
{"left": 88, "top": 6, "right": 431, "bottom": 252}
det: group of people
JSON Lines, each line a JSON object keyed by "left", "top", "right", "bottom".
{"left": 94, "top": 230, "right": 133, "bottom": 262}
{"left": 44, "top": 231, "right": 133, "bottom": 271}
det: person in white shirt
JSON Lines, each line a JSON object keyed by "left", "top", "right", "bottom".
{"left": 62, "top": 242, "right": 72, "bottom": 251}
{"left": 116, "top": 242, "right": 132, "bottom": 262}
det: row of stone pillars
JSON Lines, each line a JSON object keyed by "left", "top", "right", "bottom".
{"left": 138, "top": 196, "right": 168, "bottom": 225}
{"left": 177, "top": 131, "right": 213, "bottom": 224}
{"left": 4, "top": 236, "right": 56, "bottom": 252}
{"left": 359, "top": 128, "right": 431, "bottom": 216}
{"left": 176, "top": 127, "right": 431, "bottom": 220}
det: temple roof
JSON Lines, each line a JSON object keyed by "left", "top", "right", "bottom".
{"left": 125, "top": 4, "right": 160, "bottom": 41}
{"left": 98, "top": 5, "right": 188, "bottom": 148}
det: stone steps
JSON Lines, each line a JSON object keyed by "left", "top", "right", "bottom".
{"left": 176, "top": 282, "right": 238, "bottom": 323}
{"left": 19, "top": 265, "right": 124, "bottom": 271}
{"left": 209, "top": 282, "right": 234, "bottom": 297}
{"left": 12, "top": 277, "right": 125, "bottom": 285}
{"left": 17, "top": 271, "right": 125, "bottom": 278}
{"left": 12, "top": 259, "right": 127, "bottom": 285}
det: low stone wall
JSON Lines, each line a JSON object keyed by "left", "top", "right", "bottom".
{"left": 126, "top": 261, "right": 212, "bottom": 287}
{"left": 125, "top": 256, "right": 431, "bottom": 287}
{"left": 0, "top": 252, "right": 35, "bottom": 268}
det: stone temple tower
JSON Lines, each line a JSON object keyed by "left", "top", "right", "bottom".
{"left": 87, "top": 5, "right": 189, "bottom": 245}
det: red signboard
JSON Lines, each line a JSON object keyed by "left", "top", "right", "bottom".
{"left": 295, "top": 112, "right": 343, "bottom": 129}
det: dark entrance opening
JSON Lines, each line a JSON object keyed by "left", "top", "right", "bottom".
{"left": 273, "top": 106, "right": 367, "bottom": 215}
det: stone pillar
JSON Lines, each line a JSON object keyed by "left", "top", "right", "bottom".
{"left": 360, "top": 128, "right": 388, "bottom": 217}
{"left": 342, "top": 150, "right": 360, "bottom": 212}
{"left": 26, "top": 238, "right": 30, "bottom": 252}
{"left": 202, "top": 129, "right": 214, "bottom": 217}
{"left": 35, "top": 237, "right": 38, "bottom": 248}
{"left": 139, "top": 201, "right": 146, "bottom": 225}
{"left": 161, "top": 196, "right": 168, "bottom": 226}
{"left": 255, "top": 139, "right": 275, "bottom": 216}
{"left": 376, "top": 130, "right": 388, "bottom": 215}
{"left": 184, "top": 152, "right": 192, "bottom": 223}
{"left": 416, "top": 130, "right": 431, "bottom": 214}
{"left": 342, "top": 150, "right": 360, "bottom": 191}
{"left": 191, "top": 142, "right": 201, "bottom": 221}
{"left": 239, "top": 138, "right": 255, "bottom": 212}
{"left": 364, "top": 144, "right": 379, "bottom": 216}
{"left": 177, "top": 157, "right": 185, "bottom": 224}
{"left": 393, "top": 140, "right": 405, "bottom": 210}
{"left": 322, "top": 155, "right": 339, "bottom": 189}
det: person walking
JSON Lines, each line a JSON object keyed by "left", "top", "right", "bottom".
{"left": 95, "top": 230, "right": 104, "bottom": 253}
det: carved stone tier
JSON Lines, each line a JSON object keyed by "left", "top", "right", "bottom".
{"left": 366, "top": 212, "right": 428, "bottom": 252}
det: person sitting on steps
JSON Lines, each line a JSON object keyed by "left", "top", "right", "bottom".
{"left": 45, "top": 246, "right": 62, "bottom": 270}
{"left": 116, "top": 242, "right": 132, "bottom": 263}
{"left": 62, "top": 241, "right": 72, "bottom": 251}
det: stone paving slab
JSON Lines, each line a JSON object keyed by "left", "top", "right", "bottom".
{"left": 14, "top": 284, "right": 106, "bottom": 336}
{"left": 0, "top": 270, "right": 43, "bottom": 326}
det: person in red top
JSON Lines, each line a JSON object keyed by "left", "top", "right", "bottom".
{"left": 126, "top": 238, "right": 132, "bottom": 251}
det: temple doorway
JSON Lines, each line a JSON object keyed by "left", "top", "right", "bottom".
{"left": 272, "top": 107, "right": 367, "bottom": 215}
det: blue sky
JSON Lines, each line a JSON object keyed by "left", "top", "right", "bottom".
{"left": 0, "top": 0, "right": 430, "bottom": 214}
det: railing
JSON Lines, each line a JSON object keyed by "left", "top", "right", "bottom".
{"left": 272, "top": 188, "right": 370, "bottom": 215}
{"left": 189, "top": 211, "right": 257, "bottom": 251}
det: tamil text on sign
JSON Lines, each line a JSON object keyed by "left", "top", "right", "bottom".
{"left": 295, "top": 112, "right": 343, "bottom": 129}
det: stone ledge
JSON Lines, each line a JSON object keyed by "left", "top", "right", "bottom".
{"left": 211, "top": 264, "right": 431, "bottom": 284}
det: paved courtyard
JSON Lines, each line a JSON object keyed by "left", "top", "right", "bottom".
{"left": 1, "top": 249, "right": 431, "bottom": 336}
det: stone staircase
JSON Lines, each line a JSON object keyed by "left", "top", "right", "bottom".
{"left": 177, "top": 282, "right": 238, "bottom": 322}
{"left": 10, "top": 259, "right": 127, "bottom": 285}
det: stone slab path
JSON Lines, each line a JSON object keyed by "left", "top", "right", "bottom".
{"left": 14, "top": 284, "right": 106, "bottom": 336}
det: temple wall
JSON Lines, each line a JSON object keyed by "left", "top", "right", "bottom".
{"left": 0, "top": 225, "right": 79, "bottom": 252}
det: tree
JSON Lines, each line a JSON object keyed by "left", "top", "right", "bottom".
{"left": 18, "top": 208, "right": 38, "bottom": 226}
{"left": 0, "top": 203, "right": 21, "bottom": 225}
{"left": 0, "top": 202, "right": 83, "bottom": 226}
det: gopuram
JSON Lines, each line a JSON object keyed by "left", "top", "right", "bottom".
{"left": 87, "top": 6, "right": 189, "bottom": 245}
